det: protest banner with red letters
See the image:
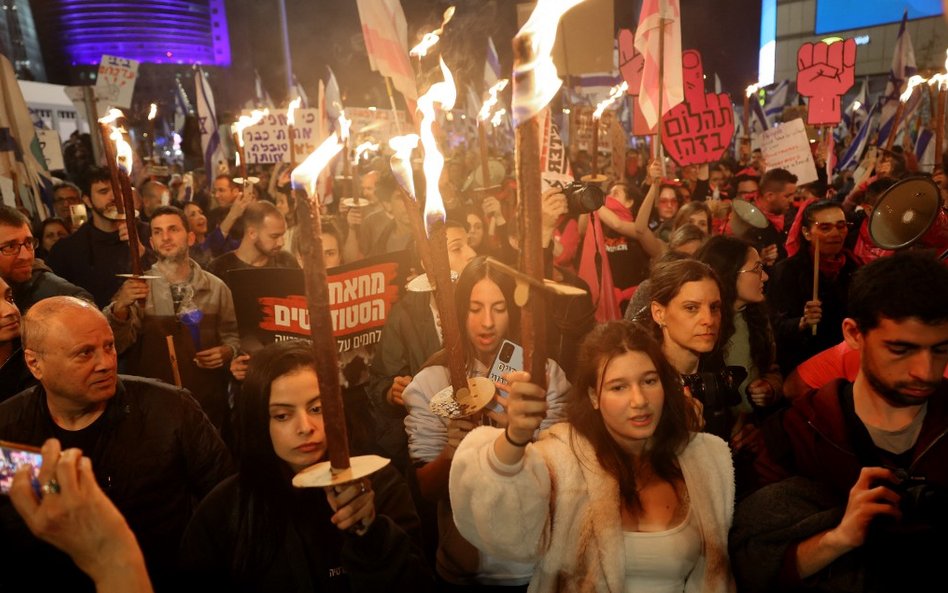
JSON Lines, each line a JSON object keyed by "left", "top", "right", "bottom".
{"left": 230, "top": 251, "right": 410, "bottom": 354}
{"left": 95, "top": 55, "right": 139, "bottom": 110}
{"left": 660, "top": 50, "right": 734, "bottom": 166}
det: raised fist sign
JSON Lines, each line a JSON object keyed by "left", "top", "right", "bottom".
{"left": 660, "top": 50, "right": 734, "bottom": 167}
{"left": 618, "top": 29, "right": 644, "bottom": 93}
{"left": 796, "top": 38, "right": 857, "bottom": 126}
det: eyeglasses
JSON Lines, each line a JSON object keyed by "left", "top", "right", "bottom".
{"left": 0, "top": 238, "right": 38, "bottom": 257}
{"left": 811, "top": 221, "right": 849, "bottom": 233}
{"left": 738, "top": 262, "right": 765, "bottom": 276}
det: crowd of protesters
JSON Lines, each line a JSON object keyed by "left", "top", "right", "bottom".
{"left": 0, "top": 119, "right": 946, "bottom": 593}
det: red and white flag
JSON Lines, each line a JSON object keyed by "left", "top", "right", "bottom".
{"left": 355, "top": 0, "right": 418, "bottom": 102}
{"left": 634, "top": 0, "right": 683, "bottom": 129}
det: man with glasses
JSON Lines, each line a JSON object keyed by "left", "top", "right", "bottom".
{"left": 0, "top": 205, "right": 91, "bottom": 312}
{"left": 51, "top": 181, "right": 82, "bottom": 230}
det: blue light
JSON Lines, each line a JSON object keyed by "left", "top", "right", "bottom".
{"left": 53, "top": 0, "right": 231, "bottom": 66}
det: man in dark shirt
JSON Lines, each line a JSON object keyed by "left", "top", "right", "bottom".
{"left": 0, "top": 296, "right": 233, "bottom": 591}
{"left": 206, "top": 200, "right": 298, "bottom": 291}
{"left": 46, "top": 166, "right": 148, "bottom": 307}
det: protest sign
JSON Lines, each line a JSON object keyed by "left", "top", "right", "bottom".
{"left": 95, "top": 55, "right": 139, "bottom": 109}
{"left": 759, "top": 118, "right": 819, "bottom": 185}
{"left": 35, "top": 128, "right": 64, "bottom": 171}
{"left": 660, "top": 50, "right": 734, "bottom": 166}
{"left": 240, "top": 108, "right": 321, "bottom": 164}
{"left": 347, "top": 107, "right": 409, "bottom": 145}
{"left": 539, "top": 108, "right": 573, "bottom": 191}
{"left": 570, "top": 106, "right": 623, "bottom": 179}
{"left": 230, "top": 251, "right": 410, "bottom": 354}
{"left": 796, "top": 38, "right": 856, "bottom": 126}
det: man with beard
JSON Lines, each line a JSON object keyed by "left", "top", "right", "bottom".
{"left": 0, "top": 205, "right": 91, "bottom": 311}
{"left": 46, "top": 167, "right": 149, "bottom": 307}
{"left": 205, "top": 200, "right": 298, "bottom": 291}
{"left": 731, "top": 251, "right": 948, "bottom": 593}
{"left": 104, "top": 206, "right": 239, "bottom": 430}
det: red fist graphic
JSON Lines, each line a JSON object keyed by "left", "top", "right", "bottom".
{"left": 618, "top": 29, "right": 644, "bottom": 93}
{"left": 660, "top": 50, "right": 735, "bottom": 167}
{"left": 796, "top": 38, "right": 857, "bottom": 126}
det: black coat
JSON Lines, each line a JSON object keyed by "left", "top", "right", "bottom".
{"left": 178, "top": 464, "right": 433, "bottom": 593}
{"left": 0, "top": 376, "right": 233, "bottom": 592}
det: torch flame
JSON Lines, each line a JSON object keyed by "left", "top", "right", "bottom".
{"left": 389, "top": 134, "right": 420, "bottom": 198}
{"left": 110, "top": 127, "right": 134, "bottom": 176}
{"left": 147, "top": 103, "right": 157, "bottom": 121}
{"left": 234, "top": 109, "right": 270, "bottom": 147}
{"left": 98, "top": 108, "right": 124, "bottom": 126}
{"left": 745, "top": 83, "right": 761, "bottom": 98}
{"left": 478, "top": 79, "right": 509, "bottom": 122}
{"left": 418, "top": 58, "right": 456, "bottom": 235}
{"left": 511, "top": 0, "right": 585, "bottom": 126}
{"left": 900, "top": 75, "right": 927, "bottom": 103}
{"left": 851, "top": 100, "right": 861, "bottom": 112}
{"left": 490, "top": 108, "right": 506, "bottom": 128}
{"left": 291, "top": 131, "right": 345, "bottom": 198}
{"left": 409, "top": 6, "right": 456, "bottom": 58}
{"left": 354, "top": 141, "right": 380, "bottom": 164}
{"left": 287, "top": 97, "right": 302, "bottom": 127}
{"left": 593, "top": 81, "right": 629, "bottom": 120}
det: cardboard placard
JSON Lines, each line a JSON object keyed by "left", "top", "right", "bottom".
{"left": 240, "top": 108, "right": 321, "bottom": 165}
{"left": 346, "top": 107, "right": 410, "bottom": 145}
{"left": 95, "top": 55, "right": 139, "bottom": 109}
{"left": 796, "top": 38, "right": 856, "bottom": 126}
{"left": 230, "top": 251, "right": 410, "bottom": 354}
{"left": 660, "top": 50, "right": 734, "bottom": 166}
{"left": 759, "top": 118, "right": 819, "bottom": 185}
{"left": 35, "top": 128, "right": 64, "bottom": 171}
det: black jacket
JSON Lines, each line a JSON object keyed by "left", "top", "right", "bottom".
{"left": 0, "top": 341, "right": 34, "bottom": 403}
{"left": 178, "top": 464, "right": 433, "bottom": 593}
{"left": 0, "top": 376, "right": 233, "bottom": 592}
{"left": 11, "top": 259, "right": 93, "bottom": 311}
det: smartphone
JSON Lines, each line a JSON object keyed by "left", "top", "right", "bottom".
{"left": 69, "top": 203, "right": 88, "bottom": 228}
{"left": 487, "top": 340, "right": 525, "bottom": 413}
{"left": 0, "top": 441, "right": 42, "bottom": 496}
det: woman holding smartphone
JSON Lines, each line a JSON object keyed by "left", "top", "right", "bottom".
{"left": 178, "top": 339, "right": 433, "bottom": 592}
{"left": 403, "top": 255, "right": 570, "bottom": 590}
{"left": 449, "top": 322, "right": 735, "bottom": 592}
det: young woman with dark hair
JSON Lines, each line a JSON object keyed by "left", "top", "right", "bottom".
{"left": 403, "top": 255, "right": 570, "bottom": 589}
{"left": 449, "top": 322, "right": 735, "bottom": 593}
{"left": 697, "top": 236, "right": 784, "bottom": 433}
{"left": 178, "top": 339, "right": 432, "bottom": 592}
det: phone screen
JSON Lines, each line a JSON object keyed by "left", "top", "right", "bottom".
{"left": 0, "top": 441, "right": 42, "bottom": 496}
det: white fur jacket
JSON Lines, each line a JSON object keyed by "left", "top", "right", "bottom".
{"left": 449, "top": 423, "right": 736, "bottom": 593}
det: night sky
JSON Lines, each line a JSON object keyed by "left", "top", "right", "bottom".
{"left": 242, "top": 0, "right": 762, "bottom": 111}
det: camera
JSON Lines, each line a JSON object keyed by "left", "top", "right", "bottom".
{"left": 562, "top": 181, "right": 605, "bottom": 217}
{"left": 874, "top": 468, "right": 947, "bottom": 529}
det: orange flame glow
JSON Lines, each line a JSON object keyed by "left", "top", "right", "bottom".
{"left": 478, "top": 79, "right": 509, "bottom": 122}
{"left": 900, "top": 75, "right": 927, "bottom": 103}
{"left": 147, "top": 103, "right": 157, "bottom": 121}
{"left": 745, "top": 83, "right": 761, "bottom": 98}
{"left": 389, "top": 134, "right": 421, "bottom": 198}
{"left": 354, "top": 141, "right": 380, "bottom": 164}
{"left": 593, "top": 81, "right": 628, "bottom": 120}
{"left": 110, "top": 128, "right": 133, "bottom": 175}
{"left": 409, "top": 6, "right": 456, "bottom": 58}
{"left": 292, "top": 114, "right": 349, "bottom": 198}
{"left": 511, "top": 0, "right": 585, "bottom": 125}
{"left": 234, "top": 109, "right": 270, "bottom": 147}
{"left": 287, "top": 97, "right": 302, "bottom": 127}
{"left": 490, "top": 108, "right": 506, "bottom": 128}
{"left": 97, "top": 108, "right": 124, "bottom": 126}
{"left": 418, "top": 58, "right": 456, "bottom": 235}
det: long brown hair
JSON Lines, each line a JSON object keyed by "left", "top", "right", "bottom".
{"left": 567, "top": 321, "right": 697, "bottom": 509}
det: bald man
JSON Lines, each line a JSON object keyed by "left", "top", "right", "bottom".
{"left": 0, "top": 296, "right": 232, "bottom": 591}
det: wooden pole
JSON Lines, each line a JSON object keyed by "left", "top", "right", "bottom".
{"left": 884, "top": 102, "right": 906, "bottom": 152}
{"left": 165, "top": 336, "right": 182, "bottom": 387}
{"left": 296, "top": 190, "right": 350, "bottom": 472}
{"left": 591, "top": 115, "right": 600, "bottom": 176}
{"left": 811, "top": 233, "right": 820, "bottom": 336}
{"left": 656, "top": 10, "right": 667, "bottom": 177}
{"left": 478, "top": 122, "right": 492, "bottom": 188}
{"left": 936, "top": 85, "right": 946, "bottom": 170}
{"left": 384, "top": 77, "right": 404, "bottom": 135}
{"left": 512, "top": 34, "right": 548, "bottom": 388}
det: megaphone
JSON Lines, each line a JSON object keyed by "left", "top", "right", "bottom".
{"left": 868, "top": 176, "right": 944, "bottom": 250}
{"left": 729, "top": 199, "right": 769, "bottom": 238}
